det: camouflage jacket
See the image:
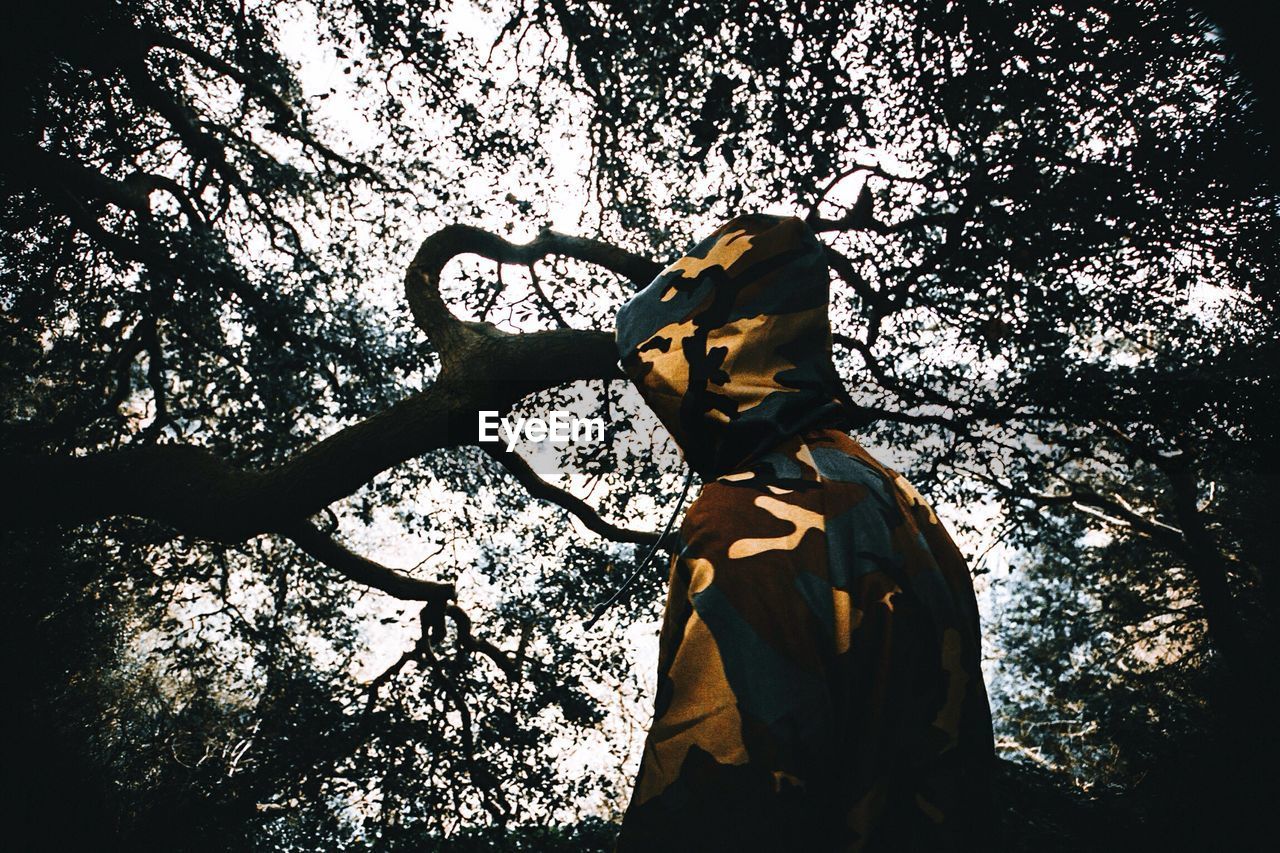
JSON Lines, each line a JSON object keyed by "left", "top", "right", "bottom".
{"left": 613, "top": 214, "right": 995, "bottom": 852}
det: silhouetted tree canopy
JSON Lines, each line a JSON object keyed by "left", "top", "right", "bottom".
{"left": 1, "top": 0, "right": 1275, "bottom": 849}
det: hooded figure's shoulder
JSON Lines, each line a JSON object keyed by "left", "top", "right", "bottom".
{"left": 672, "top": 428, "right": 963, "bottom": 571}
{"left": 673, "top": 429, "right": 845, "bottom": 559}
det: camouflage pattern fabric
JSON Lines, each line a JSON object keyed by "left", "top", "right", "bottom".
{"left": 614, "top": 215, "right": 995, "bottom": 852}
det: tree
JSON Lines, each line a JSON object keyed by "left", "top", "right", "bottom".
{"left": 1, "top": 0, "right": 1274, "bottom": 848}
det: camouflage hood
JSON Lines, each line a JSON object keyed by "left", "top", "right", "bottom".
{"left": 616, "top": 214, "right": 852, "bottom": 480}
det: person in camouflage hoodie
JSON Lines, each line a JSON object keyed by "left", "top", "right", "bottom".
{"left": 613, "top": 214, "right": 996, "bottom": 852}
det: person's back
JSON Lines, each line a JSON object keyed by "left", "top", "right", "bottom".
{"left": 612, "top": 214, "right": 995, "bottom": 852}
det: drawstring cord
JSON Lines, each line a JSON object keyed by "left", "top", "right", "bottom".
{"left": 584, "top": 468, "right": 694, "bottom": 630}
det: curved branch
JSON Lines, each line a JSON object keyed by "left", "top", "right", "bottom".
{"left": 404, "top": 222, "right": 659, "bottom": 359}
{"left": 2, "top": 224, "right": 633, "bottom": 542}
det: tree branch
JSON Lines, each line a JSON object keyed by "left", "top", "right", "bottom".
{"left": 282, "top": 520, "right": 454, "bottom": 602}
{"left": 145, "top": 28, "right": 380, "bottom": 182}
{"left": 12, "top": 145, "right": 203, "bottom": 223}
{"left": 1, "top": 224, "right": 630, "bottom": 545}
{"left": 478, "top": 444, "right": 661, "bottom": 547}
{"left": 403, "top": 222, "right": 659, "bottom": 361}
{"left": 981, "top": 472, "right": 1184, "bottom": 547}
